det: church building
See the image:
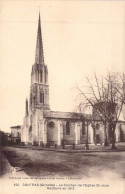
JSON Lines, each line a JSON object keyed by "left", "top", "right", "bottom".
{"left": 21, "top": 14, "right": 125, "bottom": 146}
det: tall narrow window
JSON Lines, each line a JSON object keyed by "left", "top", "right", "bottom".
{"left": 66, "top": 121, "right": 70, "bottom": 135}
{"left": 40, "top": 70, "right": 43, "bottom": 82}
{"left": 40, "top": 92, "right": 44, "bottom": 103}
{"left": 42, "top": 92, "right": 44, "bottom": 103}
{"left": 29, "top": 125, "right": 32, "bottom": 132}
{"left": 40, "top": 92, "right": 42, "bottom": 103}
{"left": 82, "top": 121, "right": 86, "bottom": 135}
{"left": 96, "top": 123, "right": 100, "bottom": 130}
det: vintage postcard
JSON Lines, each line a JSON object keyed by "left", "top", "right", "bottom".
{"left": 0, "top": 0, "right": 125, "bottom": 194}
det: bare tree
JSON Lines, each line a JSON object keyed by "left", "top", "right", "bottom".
{"left": 76, "top": 72, "right": 125, "bottom": 149}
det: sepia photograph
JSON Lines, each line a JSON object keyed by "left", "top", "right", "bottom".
{"left": 0, "top": 0, "right": 125, "bottom": 194}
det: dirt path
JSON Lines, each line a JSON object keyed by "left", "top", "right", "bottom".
{"left": 1, "top": 146, "right": 125, "bottom": 179}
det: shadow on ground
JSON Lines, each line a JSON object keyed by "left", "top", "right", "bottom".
{"left": 1, "top": 147, "right": 125, "bottom": 178}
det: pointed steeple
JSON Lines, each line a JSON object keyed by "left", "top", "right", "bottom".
{"left": 30, "top": 13, "right": 50, "bottom": 111}
{"left": 35, "top": 12, "right": 44, "bottom": 65}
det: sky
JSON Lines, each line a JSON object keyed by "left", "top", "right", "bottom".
{"left": 0, "top": 0, "right": 125, "bottom": 132}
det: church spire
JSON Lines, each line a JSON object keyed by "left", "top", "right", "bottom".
{"left": 35, "top": 12, "right": 44, "bottom": 65}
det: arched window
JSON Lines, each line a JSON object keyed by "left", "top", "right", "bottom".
{"left": 40, "top": 92, "right": 44, "bottom": 103}
{"left": 40, "top": 70, "right": 43, "bottom": 82}
{"left": 66, "top": 121, "right": 70, "bottom": 135}
{"left": 96, "top": 123, "right": 100, "bottom": 130}
{"left": 29, "top": 125, "right": 32, "bottom": 132}
{"left": 82, "top": 121, "right": 86, "bottom": 135}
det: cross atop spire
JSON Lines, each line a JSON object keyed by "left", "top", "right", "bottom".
{"left": 35, "top": 12, "right": 44, "bottom": 65}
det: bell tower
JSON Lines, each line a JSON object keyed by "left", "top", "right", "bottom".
{"left": 30, "top": 13, "right": 50, "bottom": 111}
